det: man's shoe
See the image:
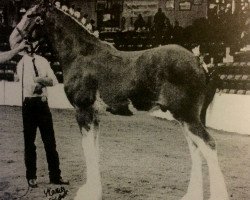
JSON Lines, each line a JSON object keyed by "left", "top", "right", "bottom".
{"left": 27, "top": 179, "right": 38, "bottom": 188}
{"left": 50, "top": 178, "right": 69, "bottom": 185}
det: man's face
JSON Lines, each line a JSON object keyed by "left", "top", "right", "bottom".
{"left": 26, "top": 44, "right": 33, "bottom": 53}
{"left": 25, "top": 42, "right": 38, "bottom": 55}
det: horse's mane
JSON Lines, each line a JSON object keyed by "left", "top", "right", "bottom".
{"left": 54, "top": 5, "right": 116, "bottom": 51}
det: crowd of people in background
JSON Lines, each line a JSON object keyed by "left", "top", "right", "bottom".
{"left": 53, "top": 0, "right": 250, "bottom": 50}
{"left": 208, "top": 3, "right": 250, "bottom": 46}
{"left": 129, "top": 5, "right": 250, "bottom": 49}
{"left": 1, "top": 0, "right": 250, "bottom": 54}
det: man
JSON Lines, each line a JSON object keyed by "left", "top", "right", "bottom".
{"left": 0, "top": 41, "right": 28, "bottom": 63}
{"left": 153, "top": 8, "right": 169, "bottom": 44}
{"left": 134, "top": 14, "right": 146, "bottom": 31}
{"left": 172, "top": 20, "right": 183, "bottom": 44}
{"left": 15, "top": 43, "right": 69, "bottom": 188}
{"left": 154, "top": 8, "right": 167, "bottom": 32}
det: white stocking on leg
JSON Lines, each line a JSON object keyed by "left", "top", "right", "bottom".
{"left": 74, "top": 124, "right": 102, "bottom": 200}
{"left": 202, "top": 147, "right": 228, "bottom": 200}
{"left": 185, "top": 123, "right": 229, "bottom": 200}
{"left": 181, "top": 125, "right": 203, "bottom": 200}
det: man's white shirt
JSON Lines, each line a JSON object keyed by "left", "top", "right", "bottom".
{"left": 16, "top": 54, "right": 58, "bottom": 98}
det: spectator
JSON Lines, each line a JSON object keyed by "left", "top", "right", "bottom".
{"left": 225, "top": 3, "right": 232, "bottom": 16}
{"left": 217, "top": 5, "right": 225, "bottom": 20}
{"left": 121, "top": 17, "right": 126, "bottom": 31}
{"left": 154, "top": 8, "right": 168, "bottom": 33}
{"left": 153, "top": 8, "right": 169, "bottom": 44}
{"left": 216, "top": 6, "right": 227, "bottom": 42}
{"left": 241, "top": 14, "right": 250, "bottom": 45}
{"left": 165, "top": 18, "right": 172, "bottom": 42}
{"left": 172, "top": 20, "right": 184, "bottom": 44}
{"left": 146, "top": 16, "right": 152, "bottom": 31}
{"left": 223, "top": 4, "right": 235, "bottom": 45}
{"left": 134, "top": 14, "right": 146, "bottom": 31}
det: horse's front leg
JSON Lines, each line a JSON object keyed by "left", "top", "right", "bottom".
{"left": 74, "top": 106, "right": 102, "bottom": 200}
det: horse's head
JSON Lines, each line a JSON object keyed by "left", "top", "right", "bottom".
{"left": 9, "top": 0, "right": 54, "bottom": 50}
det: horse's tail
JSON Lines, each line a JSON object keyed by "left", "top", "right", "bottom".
{"left": 200, "top": 68, "right": 221, "bottom": 126}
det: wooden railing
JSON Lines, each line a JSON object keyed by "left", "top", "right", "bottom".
{"left": 216, "top": 62, "right": 250, "bottom": 95}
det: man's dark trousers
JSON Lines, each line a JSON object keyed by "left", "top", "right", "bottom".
{"left": 22, "top": 97, "right": 61, "bottom": 181}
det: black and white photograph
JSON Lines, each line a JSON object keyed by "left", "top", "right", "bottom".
{"left": 0, "top": 0, "right": 250, "bottom": 200}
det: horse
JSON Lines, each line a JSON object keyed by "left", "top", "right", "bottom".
{"left": 9, "top": 1, "right": 229, "bottom": 200}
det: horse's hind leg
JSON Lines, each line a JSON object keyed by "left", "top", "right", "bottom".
{"left": 200, "top": 84, "right": 217, "bottom": 126}
{"left": 180, "top": 127, "right": 203, "bottom": 200}
{"left": 182, "top": 122, "right": 229, "bottom": 200}
{"left": 74, "top": 105, "right": 102, "bottom": 200}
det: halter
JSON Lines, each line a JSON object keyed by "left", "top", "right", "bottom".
{"left": 15, "top": 13, "right": 45, "bottom": 53}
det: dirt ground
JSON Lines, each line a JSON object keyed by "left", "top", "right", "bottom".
{"left": 0, "top": 106, "right": 250, "bottom": 200}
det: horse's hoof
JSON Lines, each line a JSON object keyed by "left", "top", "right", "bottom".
{"left": 74, "top": 184, "right": 102, "bottom": 200}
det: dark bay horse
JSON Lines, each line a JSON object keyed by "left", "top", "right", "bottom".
{"left": 9, "top": 1, "right": 228, "bottom": 200}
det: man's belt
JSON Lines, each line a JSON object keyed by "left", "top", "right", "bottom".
{"left": 24, "top": 96, "right": 47, "bottom": 102}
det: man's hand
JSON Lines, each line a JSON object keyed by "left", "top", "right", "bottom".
{"left": 17, "top": 40, "right": 29, "bottom": 52}
{"left": 33, "top": 83, "right": 44, "bottom": 95}
{"left": 0, "top": 41, "right": 30, "bottom": 63}
{"left": 34, "top": 77, "right": 53, "bottom": 87}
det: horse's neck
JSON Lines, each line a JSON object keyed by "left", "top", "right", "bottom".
{"left": 47, "top": 9, "right": 114, "bottom": 71}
